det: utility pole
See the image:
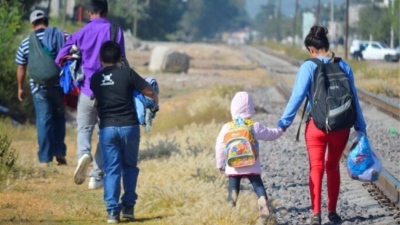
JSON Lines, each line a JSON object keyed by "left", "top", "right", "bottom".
{"left": 390, "top": 0, "right": 394, "bottom": 48}
{"left": 345, "top": 0, "right": 349, "bottom": 59}
{"left": 61, "top": 0, "right": 67, "bottom": 28}
{"left": 292, "top": 0, "right": 299, "bottom": 46}
{"left": 277, "top": 0, "right": 281, "bottom": 42}
{"left": 47, "top": 0, "right": 52, "bottom": 15}
{"left": 316, "top": 0, "right": 321, "bottom": 25}
{"left": 133, "top": 0, "right": 138, "bottom": 37}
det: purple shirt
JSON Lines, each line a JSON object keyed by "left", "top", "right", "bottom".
{"left": 55, "top": 18, "right": 125, "bottom": 97}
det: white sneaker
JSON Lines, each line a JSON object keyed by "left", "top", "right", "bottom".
{"left": 88, "top": 177, "right": 104, "bottom": 190}
{"left": 74, "top": 154, "right": 91, "bottom": 185}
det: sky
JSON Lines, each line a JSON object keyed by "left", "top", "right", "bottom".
{"left": 246, "top": 0, "right": 347, "bottom": 18}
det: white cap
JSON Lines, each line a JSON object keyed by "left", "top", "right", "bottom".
{"left": 30, "top": 10, "right": 47, "bottom": 23}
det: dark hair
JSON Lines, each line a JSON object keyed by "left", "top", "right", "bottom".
{"left": 304, "top": 26, "right": 330, "bottom": 51}
{"left": 100, "top": 41, "right": 122, "bottom": 64}
{"left": 32, "top": 18, "right": 49, "bottom": 27}
{"left": 89, "top": 0, "right": 108, "bottom": 16}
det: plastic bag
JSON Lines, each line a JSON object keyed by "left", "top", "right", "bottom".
{"left": 346, "top": 133, "right": 382, "bottom": 182}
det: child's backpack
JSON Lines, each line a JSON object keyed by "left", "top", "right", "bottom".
{"left": 347, "top": 134, "right": 382, "bottom": 182}
{"left": 223, "top": 116, "right": 259, "bottom": 168}
{"left": 307, "top": 57, "right": 357, "bottom": 132}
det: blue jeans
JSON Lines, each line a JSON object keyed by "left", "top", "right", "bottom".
{"left": 32, "top": 87, "right": 67, "bottom": 163}
{"left": 228, "top": 175, "right": 267, "bottom": 202}
{"left": 99, "top": 125, "right": 140, "bottom": 213}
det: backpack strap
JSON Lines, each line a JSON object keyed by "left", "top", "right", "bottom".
{"left": 333, "top": 57, "right": 342, "bottom": 63}
{"left": 61, "top": 29, "right": 67, "bottom": 42}
{"left": 244, "top": 119, "right": 255, "bottom": 127}
{"left": 305, "top": 58, "right": 323, "bottom": 65}
{"left": 110, "top": 24, "right": 118, "bottom": 42}
{"left": 296, "top": 96, "right": 309, "bottom": 142}
{"left": 228, "top": 118, "right": 255, "bottom": 128}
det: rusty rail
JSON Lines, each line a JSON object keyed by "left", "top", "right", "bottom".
{"left": 256, "top": 46, "right": 400, "bottom": 120}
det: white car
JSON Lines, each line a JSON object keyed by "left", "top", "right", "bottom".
{"left": 350, "top": 41, "right": 399, "bottom": 62}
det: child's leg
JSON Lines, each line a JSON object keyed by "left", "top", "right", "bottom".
{"left": 99, "top": 127, "right": 123, "bottom": 214}
{"left": 228, "top": 176, "right": 241, "bottom": 204}
{"left": 248, "top": 175, "right": 269, "bottom": 223}
{"left": 120, "top": 125, "right": 141, "bottom": 209}
{"left": 247, "top": 175, "right": 267, "bottom": 199}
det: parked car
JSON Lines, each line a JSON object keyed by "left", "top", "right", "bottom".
{"left": 350, "top": 41, "right": 399, "bottom": 62}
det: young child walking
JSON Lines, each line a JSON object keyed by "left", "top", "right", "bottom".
{"left": 215, "top": 92, "right": 283, "bottom": 224}
{"left": 90, "top": 41, "right": 158, "bottom": 223}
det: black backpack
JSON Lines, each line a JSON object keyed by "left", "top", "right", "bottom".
{"left": 110, "top": 24, "right": 130, "bottom": 68}
{"left": 296, "top": 57, "right": 357, "bottom": 140}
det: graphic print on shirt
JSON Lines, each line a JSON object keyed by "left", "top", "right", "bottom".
{"left": 101, "top": 73, "right": 114, "bottom": 86}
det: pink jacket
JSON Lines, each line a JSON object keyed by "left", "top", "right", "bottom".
{"left": 215, "top": 92, "right": 283, "bottom": 176}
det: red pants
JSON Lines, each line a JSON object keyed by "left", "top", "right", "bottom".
{"left": 305, "top": 119, "right": 350, "bottom": 213}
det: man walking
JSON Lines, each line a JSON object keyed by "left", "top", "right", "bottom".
{"left": 15, "top": 10, "right": 68, "bottom": 167}
{"left": 351, "top": 36, "right": 363, "bottom": 61}
{"left": 56, "top": 0, "right": 127, "bottom": 189}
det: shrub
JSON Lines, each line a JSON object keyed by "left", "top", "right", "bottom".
{"left": 0, "top": 129, "right": 18, "bottom": 184}
{"left": 139, "top": 137, "right": 181, "bottom": 161}
{"left": 0, "top": 0, "right": 35, "bottom": 121}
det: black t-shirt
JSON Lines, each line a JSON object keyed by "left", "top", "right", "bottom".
{"left": 90, "top": 66, "right": 148, "bottom": 129}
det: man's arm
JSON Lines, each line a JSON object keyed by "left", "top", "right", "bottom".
{"left": 17, "top": 64, "right": 27, "bottom": 102}
{"left": 55, "top": 34, "right": 75, "bottom": 67}
{"left": 141, "top": 85, "right": 159, "bottom": 104}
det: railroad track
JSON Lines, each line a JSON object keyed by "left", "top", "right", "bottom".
{"left": 239, "top": 45, "right": 400, "bottom": 224}
{"left": 256, "top": 45, "right": 400, "bottom": 120}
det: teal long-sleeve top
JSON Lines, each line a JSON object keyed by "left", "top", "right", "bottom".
{"left": 277, "top": 56, "right": 367, "bottom": 134}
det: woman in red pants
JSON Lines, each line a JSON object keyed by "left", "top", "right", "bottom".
{"left": 277, "top": 26, "right": 367, "bottom": 225}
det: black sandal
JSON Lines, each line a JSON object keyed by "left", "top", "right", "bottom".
{"left": 328, "top": 211, "right": 342, "bottom": 222}
{"left": 310, "top": 213, "right": 321, "bottom": 225}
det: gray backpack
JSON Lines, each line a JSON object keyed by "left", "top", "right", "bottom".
{"left": 27, "top": 32, "right": 61, "bottom": 86}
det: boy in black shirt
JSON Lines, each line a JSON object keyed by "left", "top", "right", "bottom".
{"left": 90, "top": 41, "right": 158, "bottom": 223}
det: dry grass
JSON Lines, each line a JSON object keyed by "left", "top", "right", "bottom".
{"left": 353, "top": 66, "right": 400, "bottom": 97}
{"left": 0, "top": 43, "right": 283, "bottom": 225}
{"left": 0, "top": 114, "right": 281, "bottom": 225}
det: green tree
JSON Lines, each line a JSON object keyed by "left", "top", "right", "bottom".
{"left": 253, "top": 1, "right": 296, "bottom": 41}
{"left": 0, "top": 0, "right": 35, "bottom": 122}
{"left": 137, "top": 0, "right": 186, "bottom": 41}
{"left": 358, "top": 3, "right": 391, "bottom": 42}
{"left": 180, "top": 0, "right": 249, "bottom": 41}
{"left": 108, "top": 0, "right": 148, "bottom": 35}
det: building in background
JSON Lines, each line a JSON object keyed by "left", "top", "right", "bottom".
{"left": 349, "top": 4, "right": 364, "bottom": 28}
{"left": 328, "top": 21, "right": 343, "bottom": 42}
{"left": 302, "top": 12, "right": 315, "bottom": 42}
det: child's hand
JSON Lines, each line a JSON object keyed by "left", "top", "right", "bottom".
{"left": 280, "top": 126, "right": 288, "bottom": 132}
